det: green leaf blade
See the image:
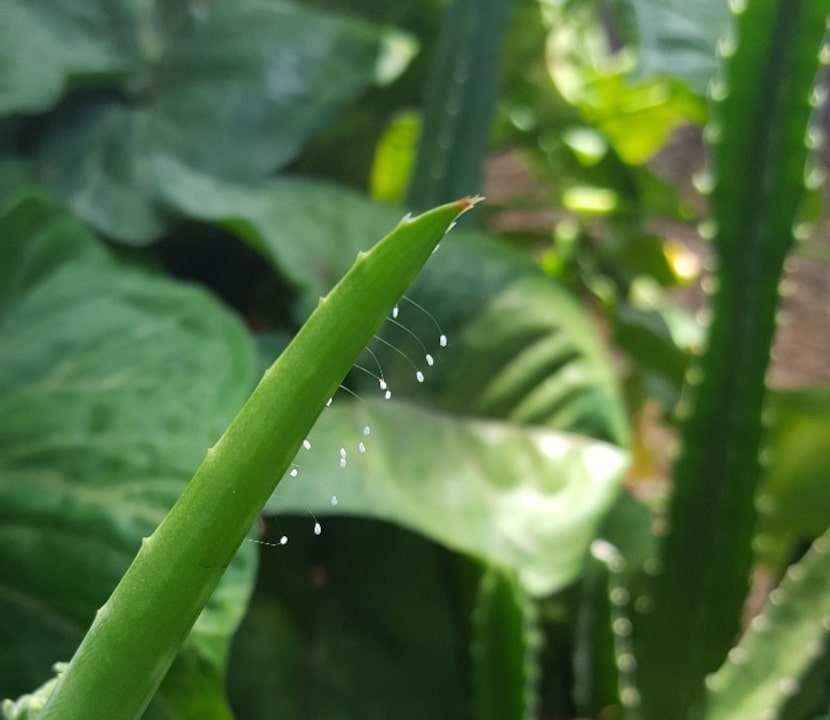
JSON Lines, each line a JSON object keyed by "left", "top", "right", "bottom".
{"left": 34, "top": 197, "right": 476, "bottom": 720}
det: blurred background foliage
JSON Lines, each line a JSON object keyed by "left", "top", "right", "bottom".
{"left": 1, "top": 0, "right": 829, "bottom": 718}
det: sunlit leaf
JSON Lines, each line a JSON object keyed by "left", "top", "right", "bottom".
{"left": 267, "top": 400, "right": 627, "bottom": 597}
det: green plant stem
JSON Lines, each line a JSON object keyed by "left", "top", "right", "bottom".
{"left": 407, "top": 0, "right": 513, "bottom": 211}
{"left": 634, "top": 1, "right": 829, "bottom": 716}
{"left": 37, "top": 198, "right": 478, "bottom": 720}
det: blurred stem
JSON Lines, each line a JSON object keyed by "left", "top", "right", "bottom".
{"left": 407, "top": 0, "right": 514, "bottom": 212}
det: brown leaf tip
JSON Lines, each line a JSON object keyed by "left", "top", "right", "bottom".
{"left": 455, "top": 195, "right": 485, "bottom": 212}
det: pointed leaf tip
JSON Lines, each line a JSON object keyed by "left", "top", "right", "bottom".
{"left": 456, "top": 195, "right": 485, "bottom": 212}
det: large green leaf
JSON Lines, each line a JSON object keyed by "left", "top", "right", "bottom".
{"left": 0, "top": 193, "right": 257, "bottom": 715}
{"left": 228, "top": 519, "right": 473, "bottom": 720}
{"left": 1, "top": 0, "right": 386, "bottom": 243}
{"left": 360, "top": 234, "right": 629, "bottom": 446}
{"left": 265, "top": 400, "right": 627, "bottom": 597}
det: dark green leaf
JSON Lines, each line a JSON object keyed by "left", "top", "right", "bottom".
{"left": 0, "top": 193, "right": 257, "bottom": 713}
{"left": 420, "top": 269, "right": 628, "bottom": 443}
{"left": 471, "top": 568, "right": 541, "bottom": 720}
{"left": 573, "top": 492, "right": 655, "bottom": 716}
{"left": 228, "top": 519, "right": 473, "bottom": 720}
{"left": 13, "top": 0, "right": 385, "bottom": 242}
